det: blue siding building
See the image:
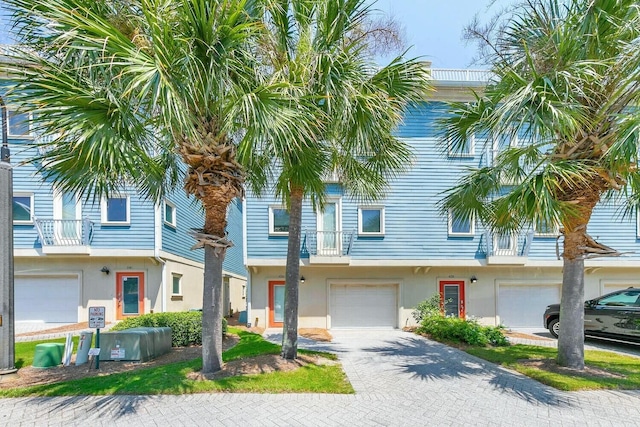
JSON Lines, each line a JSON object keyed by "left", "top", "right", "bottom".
{"left": 5, "top": 95, "right": 246, "bottom": 325}
{"left": 244, "top": 68, "right": 640, "bottom": 330}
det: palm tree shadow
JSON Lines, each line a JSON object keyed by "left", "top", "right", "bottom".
{"left": 31, "top": 395, "right": 149, "bottom": 419}
{"left": 364, "top": 335, "right": 574, "bottom": 407}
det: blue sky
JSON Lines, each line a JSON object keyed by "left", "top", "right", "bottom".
{"left": 1, "top": 0, "right": 514, "bottom": 69}
{"left": 370, "top": 0, "right": 515, "bottom": 68}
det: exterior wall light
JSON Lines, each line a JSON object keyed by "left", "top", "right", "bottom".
{"left": 470, "top": 275, "right": 478, "bottom": 284}
{"left": 100, "top": 266, "right": 110, "bottom": 275}
{"left": 300, "top": 276, "right": 305, "bottom": 283}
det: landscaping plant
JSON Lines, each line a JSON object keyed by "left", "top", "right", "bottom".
{"left": 111, "top": 312, "right": 227, "bottom": 347}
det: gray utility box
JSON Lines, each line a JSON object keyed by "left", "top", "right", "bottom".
{"left": 99, "top": 327, "right": 172, "bottom": 362}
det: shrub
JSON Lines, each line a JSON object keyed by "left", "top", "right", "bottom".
{"left": 412, "top": 294, "right": 442, "bottom": 323}
{"left": 417, "top": 315, "right": 508, "bottom": 347}
{"left": 111, "top": 311, "right": 228, "bottom": 347}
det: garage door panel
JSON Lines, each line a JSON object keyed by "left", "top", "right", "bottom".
{"left": 498, "top": 284, "right": 560, "bottom": 328}
{"left": 15, "top": 276, "right": 79, "bottom": 323}
{"left": 331, "top": 284, "right": 397, "bottom": 328}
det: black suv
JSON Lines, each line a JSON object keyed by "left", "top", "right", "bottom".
{"left": 544, "top": 288, "right": 640, "bottom": 342}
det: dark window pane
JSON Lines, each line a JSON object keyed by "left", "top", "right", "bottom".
{"left": 107, "top": 198, "right": 127, "bottom": 222}
{"left": 273, "top": 209, "right": 289, "bottom": 232}
{"left": 8, "top": 111, "right": 29, "bottom": 136}
{"left": 165, "top": 203, "right": 174, "bottom": 224}
{"left": 13, "top": 196, "right": 31, "bottom": 221}
{"left": 361, "top": 209, "right": 381, "bottom": 233}
{"left": 172, "top": 276, "right": 180, "bottom": 294}
{"left": 451, "top": 213, "right": 471, "bottom": 234}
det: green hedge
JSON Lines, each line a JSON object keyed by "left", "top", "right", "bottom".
{"left": 110, "top": 312, "right": 228, "bottom": 347}
{"left": 416, "top": 315, "right": 508, "bottom": 347}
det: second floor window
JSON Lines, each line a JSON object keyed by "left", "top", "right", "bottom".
{"left": 8, "top": 110, "right": 31, "bottom": 137}
{"left": 358, "top": 206, "right": 385, "bottom": 236}
{"left": 448, "top": 210, "right": 474, "bottom": 236}
{"left": 164, "top": 200, "right": 177, "bottom": 227}
{"left": 269, "top": 206, "right": 289, "bottom": 235}
{"left": 101, "top": 196, "right": 130, "bottom": 225}
{"left": 13, "top": 193, "right": 34, "bottom": 224}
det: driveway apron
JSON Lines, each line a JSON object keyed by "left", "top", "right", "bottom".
{"left": 1, "top": 329, "right": 640, "bottom": 426}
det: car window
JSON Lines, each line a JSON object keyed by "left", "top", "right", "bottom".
{"left": 597, "top": 291, "right": 640, "bottom": 307}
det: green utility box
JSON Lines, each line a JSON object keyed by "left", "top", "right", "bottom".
{"left": 33, "top": 343, "right": 65, "bottom": 368}
{"left": 98, "top": 327, "right": 171, "bottom": 362}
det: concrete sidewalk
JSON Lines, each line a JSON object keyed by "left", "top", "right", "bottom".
{"left": 1, "top": 329, "right": 640, "bottom": 425}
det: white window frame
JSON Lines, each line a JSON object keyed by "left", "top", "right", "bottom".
{"left": 13, "top": 192, "right": 34, "bottom": 224}
{"left": 269, "top": 205, "right": 289, "bottom": 236}
{"left": 7, "top": 110, "right": 33, "bottom": 138}
{"left": 164, "top": 200, "right": 177, "bottom": 228}
{"left": 358, "top": 205, "right": 385, "bottom": 236}
{"left": 448, "top": 210, "right": 475, "bottom": 236}
{"left": 534, "top": 220, "right": 559, "bottom": 237}
{"left": 101, "top": 195, "right": 130, "bottom": 225}
{"left": 171, "top": 273, "right": 182, "bottom": 296}
{"left": 448, "top": 134, "right": 475, "bottom": 157}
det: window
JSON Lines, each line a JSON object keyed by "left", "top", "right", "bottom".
{"left": 172, "top": 274, "right": 182, "bottom": 295}
{"left": 448, "top": 134, "right": 474, "bottom": 157}
{"left": 13, "top": 193, "right": 34, "bottom": 223}
{"left": 101, "top": 195, "right": 130, "bottom": 224}
{"left": 269, "top": 206, "right": 289, "bottom": 235}
{"left": 597, "top": 290, "right": 640, "bottom": 307}
{"left": 358, "top": 206, "right": 385, "bottom": 235}
{"left": 164, "top": 200, "right": 176, "bottom": 227}
{"left": 448, "top": 210, "right": 474, "bottom": 236}
{"left": 534, "top": 219, "right": 559, "bottom": 237}
{"left": 8, "top": 110, "right": 31, "bottom": 137}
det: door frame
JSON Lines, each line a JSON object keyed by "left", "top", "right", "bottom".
{"left": 53, "top": 189, "right": 82, "bottom": 244}
{"left": 316, "top": 198, "right": 342, "bottom": 256}
{"left": 439, "top": 280, "right": 466, "bottom": 319}
{"left": 268, "top": 280, "right": 285, "bottom": 327}
{"left": 115, "top": 272, "right": 145, "bottom": 320}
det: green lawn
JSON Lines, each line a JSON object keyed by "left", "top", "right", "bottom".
{"left": 2, "top": 329, "right": 353, "bottom": 397}
{"left": 466, "top": 344, "right": 640, "bottom": 391}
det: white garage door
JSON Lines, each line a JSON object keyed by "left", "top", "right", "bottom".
{"left": 15, "top": 276, "right": 79, "bottom": 323}
{"left": 330, "top": 284, "right": 397, "bottom": 328}
{"left": 498, "top": 284, "right": 560, "bottom": 328}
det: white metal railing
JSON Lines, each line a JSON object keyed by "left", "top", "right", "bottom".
{"left": 303, "top": 229, "right": 355, "bottom": 257}
{"left": 34, "top": 218, "right": 94, "bottom": 246}
{"left": 429, "top": 69, "right": 493, "bottom": 83}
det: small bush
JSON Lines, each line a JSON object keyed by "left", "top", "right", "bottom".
{"left": 111, "top": 312, "right": 228, "bottom": 347}
{"left": 412, "top": 294, "right": 443, "bottom": 322}
{"left": 417, "top": 315, "right": 508, "bottom": 347}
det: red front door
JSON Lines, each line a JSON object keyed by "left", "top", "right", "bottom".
{"left": 116, "top": 272, "right": 145, "bottom": 320}
{"left": 439, "top": 280, "right": 465, "bottom": 319}
{"left": 268, "top": 280, "right": 285, "bottom": 327}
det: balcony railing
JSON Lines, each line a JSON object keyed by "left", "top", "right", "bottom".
{"left": 484, "top": 231, "right": 535, "bottom": 259}
{"left": 302, "top": 229, "right": 355, "bottom": 257}
{"left": 34, "top": 218, "right": 94, "bottom": 246}
{"left": 429, "top": 69, "right": 493, "bottom": 83}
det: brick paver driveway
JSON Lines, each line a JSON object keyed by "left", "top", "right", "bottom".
{"left": 1, "top": 329, "right": 640, "bottom": 426}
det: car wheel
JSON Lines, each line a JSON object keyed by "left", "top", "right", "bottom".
{"left": 548, "top": 319, "right": 559, "bottom": 338}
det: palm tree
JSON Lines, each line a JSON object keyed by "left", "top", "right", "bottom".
{"left": 439, "top": 0, "right": 640, "bottom": 369}
{"left": 244, "top": 0, "right": 431, "bottom": 359}
{"left": 1, "top": 0, "right": 311, "bottom": 373}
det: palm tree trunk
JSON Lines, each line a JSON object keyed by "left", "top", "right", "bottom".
{"left": 557, "top": 256, "right": 585, "bottom": 369}
{"left": 282, "top": 184, "right": 303, "bottom": 359}
{"left": 202, "top": 244, "right": 225, "bottom": 373}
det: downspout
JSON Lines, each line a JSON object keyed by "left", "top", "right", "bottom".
{"left": 153, "top": 202, "right": 166, "bottom": 313}
{"left": 242, "top": 196, "right": 251, "bottom": 326}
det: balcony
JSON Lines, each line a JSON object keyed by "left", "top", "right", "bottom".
{"left": 302, "top": 229, "right": 355, "bottom": 264}
{"left": 485, "top": 231, "right": 534, "bottom": 265}
{"left": 34, "top": 218, "right": 94, "bottom": 254}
